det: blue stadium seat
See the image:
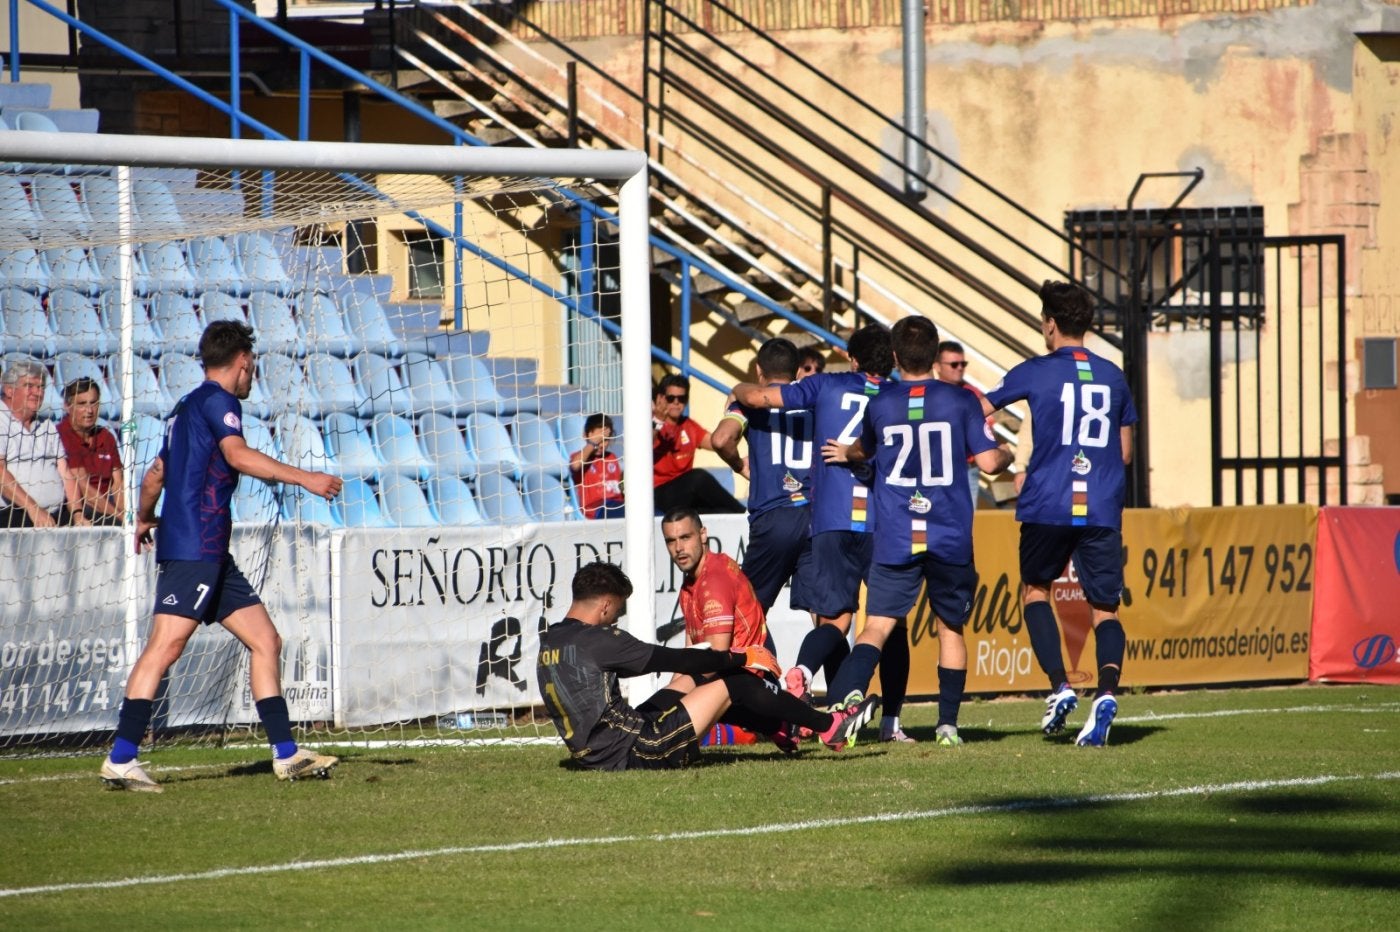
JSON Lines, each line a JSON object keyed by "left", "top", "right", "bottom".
{"left": 0, "top": 247, "right": 48, "bottom": 293}
{"left": 303, "top": 352, "right": 361, "bottom": 419}
{"left": 231, "top": 478, "right": 280, "bottom": 524}
{"left": 31, "top": 174, "right": 90, "bottom": 238}
{"left": 49, "top": 288, "right": 113, "bottom": 356}
{"left": 233, "top": 231, "right": 290, "bottom": 294}
{"left": 54, "top": 352, "right": 120, "bottom": 420}
{"left": 240, "top": 413, "right": 279, "bottom": 458}
{"left": 353, "top": 352, "right": 413, "bottom": 417}
{"left": 379, "top": 472, "right": 438, "bottom": 527}
{"left": 428, "top": 473, "right": 485, "bottom": 526}
{"left": 199, "top": 290, "right": 246, "bottom": 325}
{"left": 99, "top": 293, "right": 162, "bottom": 357}
{"left": 94, "top": 245, "right": 154, "bottom": 297}
{"left": 521, "top": 472, "right": 579, "bottom": 522}
{"left": 341, "top": 289, "right": 404, "bottom": 357}
{"left": 14, "top": 110, "right": 59, "bottom": 134}
{"left": 79, "top": 176, "right": 129, "bottom": 240}
{"left": 127, "top": 413, "right": 167, "bottom": 475}
{"left": 275, "top": 413, "right": 333, "bottom": 474}
{"left": 335, "top": 476, "right": 387, "bottom": 528}
{"left": 1, "top": 288, "right": 56, "bottom": 356}
{"left": 554, "top": 413, "right": 588, "bottom": 452}
{"left": 321, "top": 411, "right": 380, "bottom": 478}
{"left": 465, "top": 412, "right": 523, "bottom": 479}
{"left": 43, "top": 247, "right": 101, "bottom": 296}
{"left": 158, "top": 352, "right": 208, "bottom": 404}
{"left": 474, "top": 471, "right": 530, "bottom": 524}
{"left": 189, "top": 237, "right": 244, "bottom": 295}
{"left": 132, "top": 179, "right": 184, "bottom": 235}
{"left": 248, "top": 292, "right": 303, "bottom": 357}
{"left": 419, "top": 412, "right": 477, "bottom": 478}
{"left": 0, "top": 177, "right": 41, "bottom": 240}
{"left": 257, "top": 354, "right": 307, "bottom": 418}
{"left": 512, "top": 412, "right": 570, "bottom": 480}
{"left": 148, "top": 292, "right": 203, "bottom": 356}
{"left": 402, "top": 351, "right": 459, "bottom": 416}
{"left": 446, "top": 353, "right": 507, "bottom": 415}
{"left": 281, "top": 485, "right": 334, "bottom": 526}
{"left": 142, "top": 242, "right": 196, "bottom": 294}
{"left": 108, "top": 353, "right": 171, "bottom": 417}
{"left": 371, "top": 413, "right": 433, "bottom": 480}
{"left": 296, "top": 290, "right": 358, "bottom": 358}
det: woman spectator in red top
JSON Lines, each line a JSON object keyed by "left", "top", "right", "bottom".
{"left": 57, "top": 377, "right": 125, "bottom": 526}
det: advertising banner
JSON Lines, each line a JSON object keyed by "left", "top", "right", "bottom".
{"left": 1309, "top": 507, "right": 1400, "bottom": 684}
{"left": 892, "top": 506, "right": 1318, "bottom": 696}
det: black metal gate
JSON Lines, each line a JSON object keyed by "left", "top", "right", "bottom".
{"left": 1210, "top": 235, "right": 1348, "bottom": 506}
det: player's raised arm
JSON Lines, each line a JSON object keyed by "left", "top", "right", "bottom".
{"left": 732, "top": 381, "right": 785, "bottom": 409}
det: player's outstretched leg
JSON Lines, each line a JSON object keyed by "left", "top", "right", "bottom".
{"left": 819, "top": 694, "right": 881, "bottom": 751}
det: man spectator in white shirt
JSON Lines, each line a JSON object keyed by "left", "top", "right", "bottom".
{"left": 0, "top": 356, "right": 87, "bottom": 528}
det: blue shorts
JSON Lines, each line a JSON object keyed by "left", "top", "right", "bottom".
{"left": 1019, "top": 523, "right": 1124, "bottom": 607}
{"left": 866, "top": 555, "right": 978, "bottom": 627}
{"left": 799, "top": 530, "right": 873, "bottom": 618}
{"left": 154, "top": 559, "right": 262, "bottom": 625}
{"left": 741, "top": 506, "right": 815, "bottom": 612}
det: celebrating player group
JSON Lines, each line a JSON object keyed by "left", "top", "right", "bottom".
{"left": 535, "top": 279, "right": 1138, "bottom": 771}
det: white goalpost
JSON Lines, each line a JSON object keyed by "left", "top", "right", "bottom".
{"left": 0, "top": 130, "right": 654, "bottom": 747}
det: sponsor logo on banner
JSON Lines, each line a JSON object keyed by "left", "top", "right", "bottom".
{"left": 1050, "top": 563, "right": 1094, "bottom": 685}
{"left": 1352, "top": 635, "right": 1398, "bottom": 671}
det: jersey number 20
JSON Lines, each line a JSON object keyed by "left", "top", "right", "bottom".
{"left": 883, "top": 422, "right": 953, "bottom": 487}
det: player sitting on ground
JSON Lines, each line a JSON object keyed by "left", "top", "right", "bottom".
{"left": 537, "top": 561, "right": 880, "bottom": 771}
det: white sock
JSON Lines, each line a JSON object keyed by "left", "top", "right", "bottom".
{"left": 796, "top": 664, "right": 813, "bottom": 686}
{"left": 880, "top": 715, "right": 900, "bottom": 734}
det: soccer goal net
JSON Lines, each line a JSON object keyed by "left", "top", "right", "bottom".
{"left": 0, "top": 131, "right": 654, "bottom": 750}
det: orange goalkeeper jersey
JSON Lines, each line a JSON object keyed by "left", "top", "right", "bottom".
{"left": 678, "top": 551, "right": 768, "bottom": 650}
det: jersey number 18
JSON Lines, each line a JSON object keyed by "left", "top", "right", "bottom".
{"left": 1059, "top": 383, "right": 1112, "bottom": 448}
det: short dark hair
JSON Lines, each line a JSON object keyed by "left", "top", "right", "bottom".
{"left": 846, "top": 324, "right": 894, "bottom": 378}
{"left": 571, "top": 560, "right": 634, "bottom": 602}
{"left": 1039, "top": 280, "right": 1095, "bottom": 337}
{"left": 199, "top": 319, "right": 255, "bottom": 369}
{"left": 936, "top": 340, "right": 965, "bottom": 358}
{"left": 755, "top": 337, "right": 799, "bottom": 381}
{"left": 654, "top": 373, "right": 690, "bottom": 399}
{"left": 583, "top": 413, "right": 615, "bottom": 435}
{"left": 797, "top": 346, "right": 826, "bottom": 373}
{"left": 63, "top": 377, "right": 100, "bottom": 403}
{"left": 890, "top": 316, "right": 940, "bottom": 374}
{"left": 660, "top": 506, "right": 702, "bottom": 530}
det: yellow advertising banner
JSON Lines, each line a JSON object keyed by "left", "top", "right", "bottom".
{"left": 890, "top": 505, "right": 1318, "bottom": 696}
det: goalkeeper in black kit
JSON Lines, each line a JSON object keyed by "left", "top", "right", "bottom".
{"left": 538, "top": 561, "right": 879, "bottom": 771}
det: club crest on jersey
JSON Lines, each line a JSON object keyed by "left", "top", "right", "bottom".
{"left": 781, "top": 471, "right": 802, "bottom": 492}
{"left": 703, "top": 599, "right": 724, "bottom": 617}
{"left": 907, "top": 490, "right": 932, "bottom": 514}
{"left": 1071, "top": 449, "right": 1092, "bottom": 475}
{"left": 223, "top": 412, "right": 241, "bottom": 431}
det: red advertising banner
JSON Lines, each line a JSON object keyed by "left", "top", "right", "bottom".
{"left": 1309, "top": 507, "right": 1400, "bottom": 684}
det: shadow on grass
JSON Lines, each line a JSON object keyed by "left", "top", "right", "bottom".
{"left": 905, "top": 788, "right": 1400, "bottom": 927}
{"left": 1027, "top": 723, "right": 1165, "bottom": 747}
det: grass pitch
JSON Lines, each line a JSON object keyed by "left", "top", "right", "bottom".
{"left": 2, "top": 684, "right": 1397, "bottom": 929}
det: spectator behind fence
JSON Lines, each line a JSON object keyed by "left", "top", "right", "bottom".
{"left": 797, "top": 345, "right": 827, "bottom": 380}
{"left": 651, "top": 374, "right": 744, "bottom": 515}
{"left": 58, "top": 377, "right": 125, "bottom": 527}
{"left": 570, "top": 412, "right": 625, "bottom": 520}
{"left": 0, "top": 356, "right": 87, "bottom": 528}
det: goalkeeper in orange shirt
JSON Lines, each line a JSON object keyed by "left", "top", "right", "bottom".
{"left": 537, "top": 561, "right": 879, "bottom": 771}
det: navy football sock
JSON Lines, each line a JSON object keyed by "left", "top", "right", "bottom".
{"left": 936, "top": 666, "right": 967, "bottom": 729}
{"left": 255, "top": 696, "right": 297, "bottom": 759}
{"left": 1025, "top": 601, "right": 1068, "bottom": 691}
{"left": 825, "top": 644, "right": 881, "bottom": 704}
{"left": 1094, "top": 619, "right": 1125, "bottom": 696}
{"left": 795, "top": 624, "right": 848, "bottom": 684}
{"left": 879, "top": 620, "right": 911, "bottom": 717}
{"left": 111, "top": 698, "right": 154, "bottom": 764}
{"left": 821, "top": 639, "right": 850, "bottom": 691}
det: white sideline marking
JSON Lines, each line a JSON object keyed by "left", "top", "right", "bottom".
{"left": 1119, "top": 701, "right": 1400, "bottom": 724}
{"left": 2, "top": 770, "right": 1397, "bottom": 900}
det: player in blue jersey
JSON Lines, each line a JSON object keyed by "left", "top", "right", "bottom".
{"left": 732, "top": 326, "right": 918, "bottom": 742}
{"left": 711, "top": 337, "right": 815, "bottom": 617}
{"left": 100, "top": 321, "right": 344, "bottom": 792}
{"left": 982, "top": 281, "right": 1138, "bottom": 747}
{"left": 824, "top": 316, "right": 1011, "bottom": 746}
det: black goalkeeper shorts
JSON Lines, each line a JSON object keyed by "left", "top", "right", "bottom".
{"left": 625, "top": 701, "right": 700, "bottom": 770}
